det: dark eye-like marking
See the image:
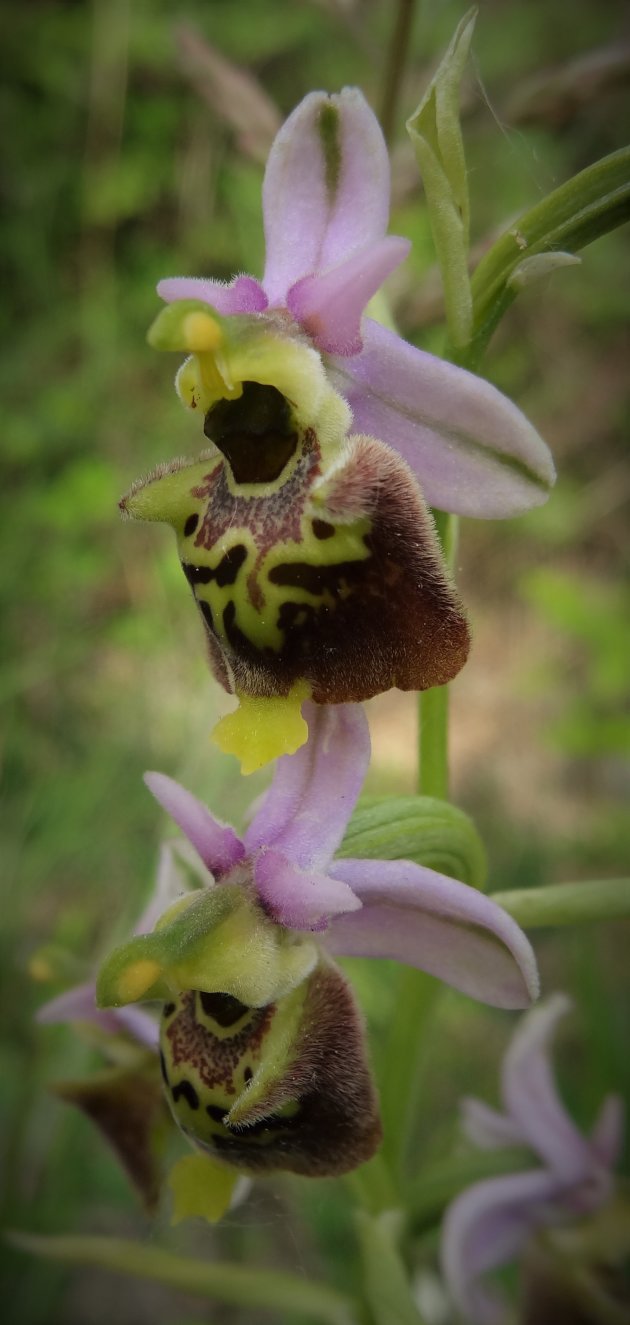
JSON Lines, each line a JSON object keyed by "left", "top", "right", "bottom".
{"left": 171, "top": 1079, "right": 200, "bottom": 1110}
{"left": 184, "top": 513, "right": 199, "bottom": 538}
{"left": 206, "top": 1103, "right": 228, "bottom": 1124}
{"left": 198, "top": 990, "right": 249, "bottom": 1028}
{"left": 204, "top": 382, "right": 298, "bottom": 484}
{"left": 182, "top": 563, "right": 213, "bottom": 586}
{"left": 312, "top": 519, "right": 335, "bottom": 540}
{"left": 182, "top": 544, "right": 248, "bottom": 591}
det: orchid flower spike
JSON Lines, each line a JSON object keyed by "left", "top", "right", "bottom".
{"left": 96, "top": 704, "right": 538, "bottom": 1219}
{"left": 441, "top": 994, "right": 625, "bottom": 1325}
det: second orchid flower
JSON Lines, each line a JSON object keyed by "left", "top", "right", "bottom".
{"left": 94, "top": 705, "right": 538, "bottom": 1215}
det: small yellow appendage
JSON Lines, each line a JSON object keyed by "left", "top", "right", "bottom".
{"left": 182, "top": 311, "right": 222, "bottom": 353}
{"left": 212, "top": 683, "right": 310, "bottom": 774}
{"left": 116, "top": 959, "right": 162, "bottom": 1003}
{"left": 168, "top": 1153, "right": 241, "bottom": 1225}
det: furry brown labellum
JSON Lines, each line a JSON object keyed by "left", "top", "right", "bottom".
{"left": 159, "top": 958, "right": 382, "bottom": 1177}
{"left": 122, "top": 381, "right": 470, "bottom": 707}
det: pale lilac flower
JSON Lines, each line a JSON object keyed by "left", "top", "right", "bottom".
{"left": 441, "top": 994, "right": 624, "bottom": 1324}
{"left": 138, "top": 703, "right": 539, "bottom": 1010}
{"left": 36, "top": 844, "right": 190, "bottom": 1051}
{"left": 158, "top": 87, "right": 555, "bottom": 519}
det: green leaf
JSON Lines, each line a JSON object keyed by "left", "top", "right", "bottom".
{"left": 467, "top": 145, "right": 630, "bottom": 365}
{"left": 7, "top": 1233, "right": 356, "bottom": 1325}
{"left": 490, "top": 878, "right": 630, "bottom": 928}
{"left": 339, "top": 796, "right": 487, "bottom": 890}
{"left": 406, "top": 9, "right": 477, "bottom": 348}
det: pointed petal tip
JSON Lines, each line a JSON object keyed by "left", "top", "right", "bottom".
{"left": 590, "top": 1093, "right": 625, "bottom": 1169}
{"left": 501, "top": 992, "right": 599, "bottom": 1182}
{"left": 326, "top": 858, "right": 540, "bottom": 1010}
{"left": 287, "top": 235, "right": 411, "bottom": 356}
{"left": 328, "top": 320, "right": 558, "bottom": 519}
{"left": 143, "top": 771, "right": 245, "bottom": 876}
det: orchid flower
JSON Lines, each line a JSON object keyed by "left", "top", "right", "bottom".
{"left": 441, "top": 994, "right": 625, "bottom": 1325}
{"left": 157, "top": 88, "right": 555, "bottom": 521}
{"left": 96, "top": 703, "right": 538, "bottom": 1219}
{"left": 121, "top": 88, "right": 555, "bottom": 772}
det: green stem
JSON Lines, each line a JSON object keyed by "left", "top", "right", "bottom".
{"left": 418, "top": 510, "right": 459, "bottom": 799}
{"left": 490, "top": 878, "right": 630, "bottom": 928}
{"left": 355, "top": 1211, "right": 427, "bottom": 1325}
{"left": 379, "top": 967, "right": 440, "bottom": 1179}
{"left": 7, "top": 1233, "right": 356, "bottom": 1325}
{"left": 418, "top": 686, "right": 449, "bottom": 800}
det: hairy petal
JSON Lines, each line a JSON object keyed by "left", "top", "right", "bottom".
{"left": 37, "top": 982, "right": 159, "bottom": 1050}
{"left": 324, "top": 859, "right": 540, "bottom": 1008}
{"left": 287, "top": 236, "right": 410, "bottom": 355}
{"left": 327, "top": 319, "right": 556, "bottom": 518}
{"left": 441, "top": 1169, "right": 562, "bottom": 1325}
{"left": 144, "top": 773, "right": 246, "bottom": 878}
{"left": 262, "top": 88, "right": 391, "bottom": 303}
{"left": 157, "top": 274, "right": 268, "bottom": 314}
{"left": 254, "top": 849, "right": 362, "bottom": 930}
{"left": 244, "top": 703, "right": 370, "bottom": 871}
{"left": 501, "top": 994, "right": 597, "bottom": 1182}
{"left": 461, "top": 1097, "right": 526, "bottom": 1150}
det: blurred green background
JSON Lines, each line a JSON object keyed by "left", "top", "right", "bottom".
{"left": 2, "top": 1, "right": 629, "bottom": 1321}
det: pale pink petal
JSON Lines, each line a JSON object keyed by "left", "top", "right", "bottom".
{"left": 254, "top": 849, "right": 362, "bottom": 931}
{"left": 287, "top": 236, "right": 410, "bottom": 355}
{"left": 157, "top": 274, "right": 268, "bottom": 314}
{"left": 113, "top": 1004, "right": 160, "bottom": 1051}
{"left": 37, "top": 982, "right": 159, "bottom": 1051}
{"left": 324, "top": 859, "right": 540, "bottom": 1009}
{"left": 327, "top": 318, "right": 556, "bottom": 518}
{"left": 590, "top": 1093, "right": 625, "bottom": 1169}
{"left": 501, "top": 994, "right": 596, "bottom": 1183}
{"left": 243, "top": 703, "right": 370, "bottom": 872}
{"left": 441, "top": 1169, "right": 563, "bottom": 1325}
{"left": 262, "top": 88, "right": 391, "bottom": 303}
{"left": 144, "top": 772, "right": 245, "bottom": 878}
{"left": 461, "top": 1098, "right": 526, "bottom": 1150}
{"left": 37, "top": 982, "right": 104, "bottom": 1026}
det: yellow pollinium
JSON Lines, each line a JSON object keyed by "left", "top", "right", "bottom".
{"left": 168, "top": 1153, "right": 241, "bottom": 1225}
{"left": 182, "top": 310, "right": 223, "bottom": 353}
{"left": 115, "top": 958, "right": 162, "bottom": 1003}
{"left": 212, "top": 682, "right": 311, "bottom": 773}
